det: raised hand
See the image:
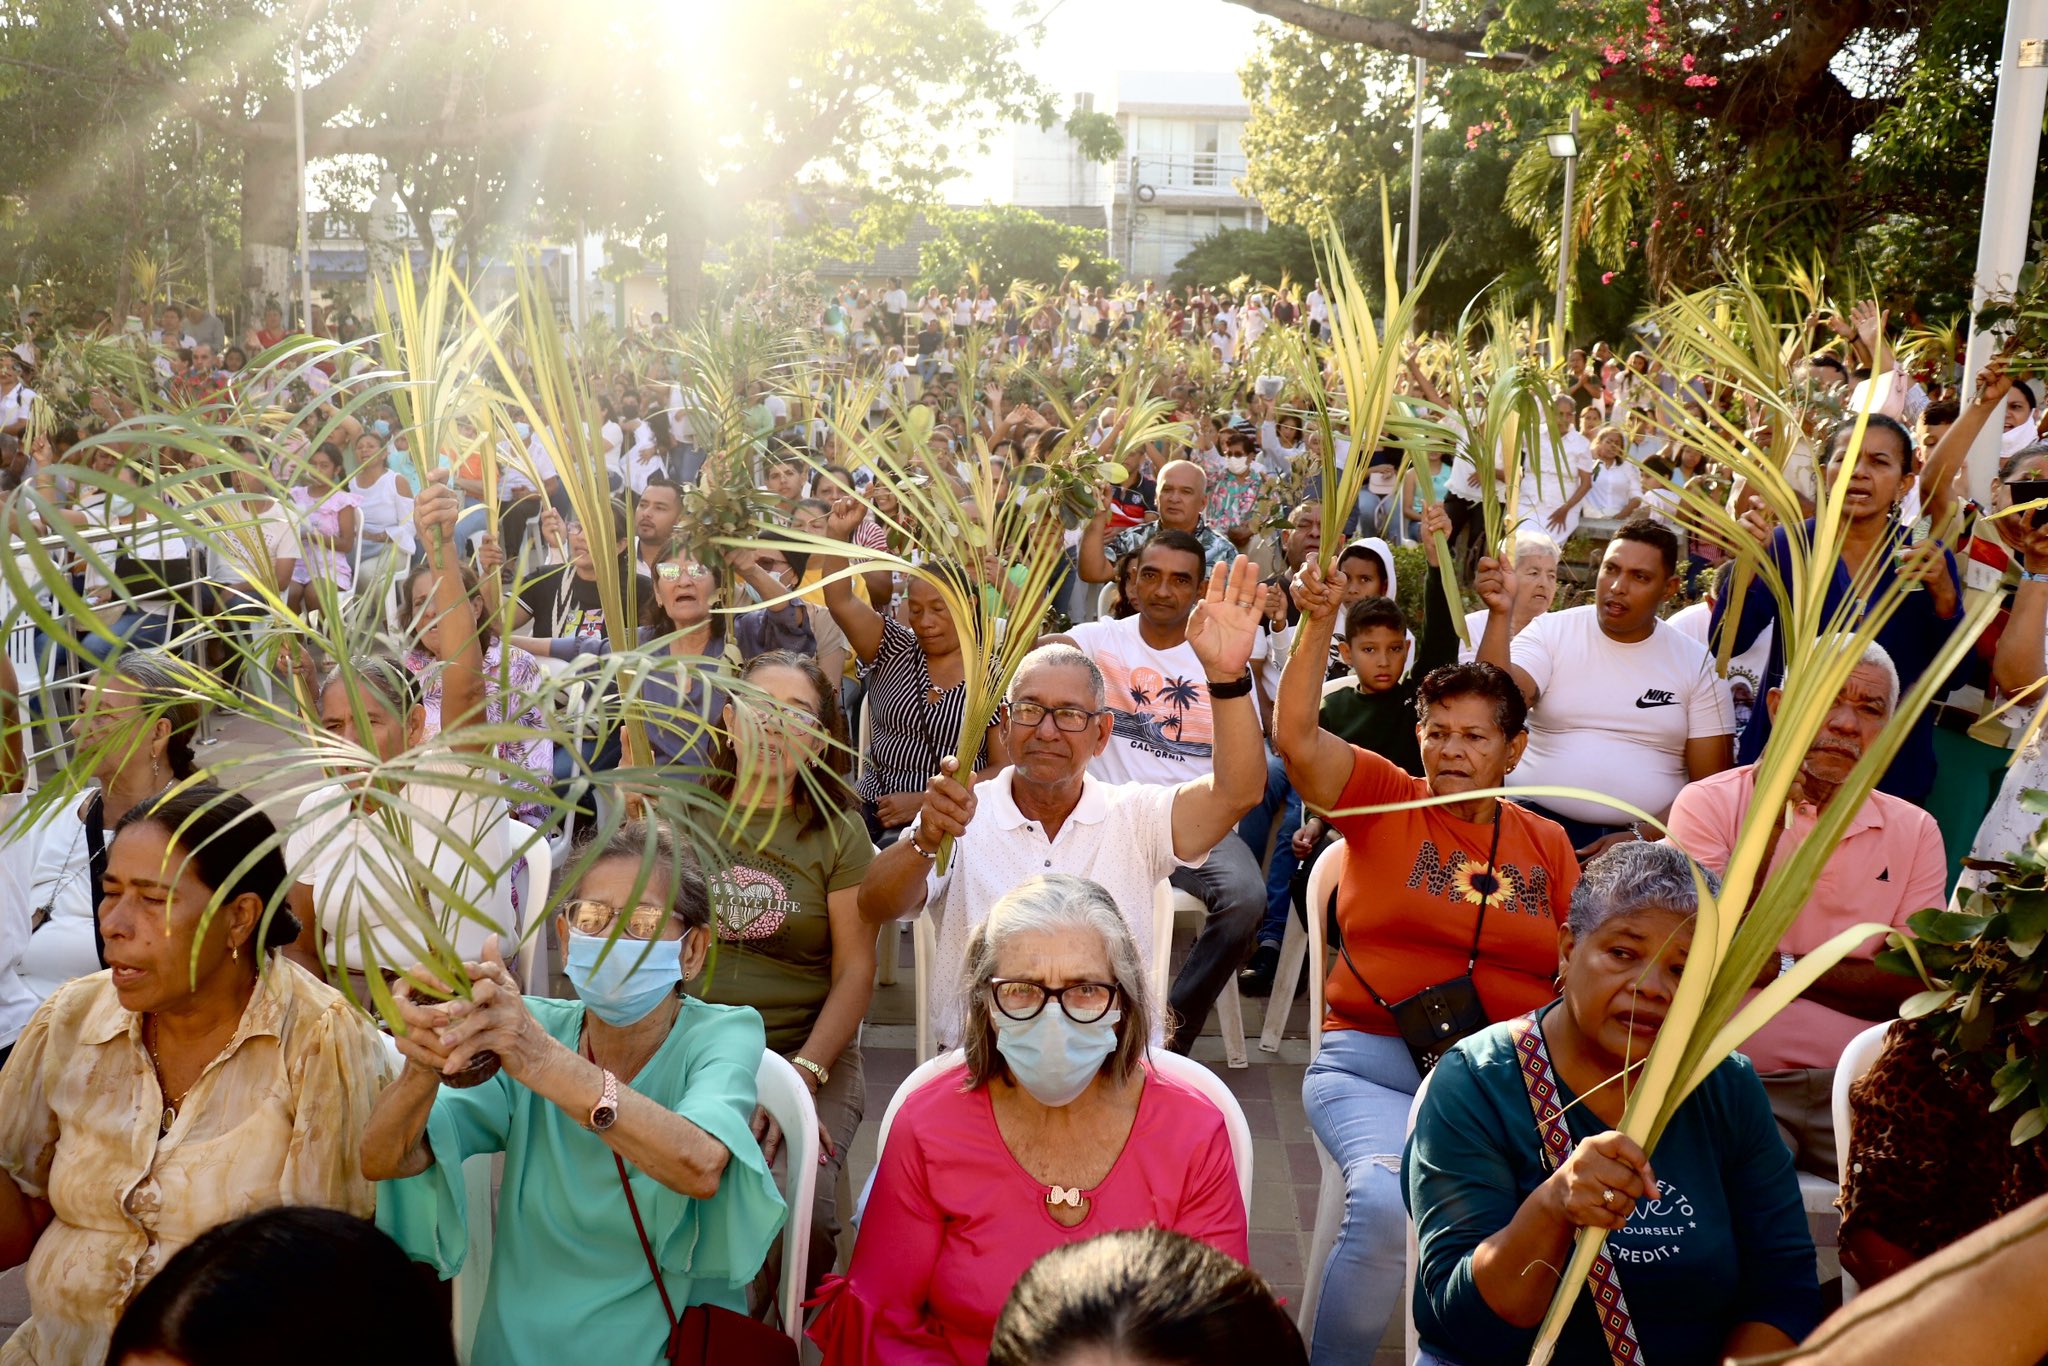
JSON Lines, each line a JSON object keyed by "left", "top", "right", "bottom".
{"left": 1289, "top": 557, "right": 1347, "bottom": 625}
{"left": 1419, "top": 501, "right": 1452, "bottom": 565}
{"left": 915, "top": 755, "right": 978, "bottom": 848}
{"left": 1186, "top": 555, "right": 1265, "bottom": 679}
{"left": 1849, "top": 299, "right": 1886, "bottom": 352}
{"left": 826, "top": 494, "right": 867, "bottom": 542}
{"left": 1474, "top": 554, "right": 1518, "bottom": 617}
{"left": 1975, "top": 352, "right": 2017, "bottom": 410}
{"left": 414, "top": 470, "right": 461, "bottom": 551}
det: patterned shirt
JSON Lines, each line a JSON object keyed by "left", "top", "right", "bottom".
{"left": 0, "top": 964, "right": 390, "bottom": 1366}
{"left": 1103, "top": 519, "right": 1236, "bottom": 574}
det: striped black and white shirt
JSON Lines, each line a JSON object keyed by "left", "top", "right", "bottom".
{"left": 857, "top": 616, "right": 992, "bottom": 801}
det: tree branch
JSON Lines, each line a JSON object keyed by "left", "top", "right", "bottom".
{"left": 1219, "top": 0, "right": 1538, "bottom": 68}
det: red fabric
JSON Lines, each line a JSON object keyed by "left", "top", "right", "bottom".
{"left": 806, "top": 1061, "right": 1248, "bottom": 1364}
{"left": 1323, "top": 745, "right": 1579, "bottom": 1038}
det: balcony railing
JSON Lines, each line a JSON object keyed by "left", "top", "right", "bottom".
{"left": 1120, "top": 151, "right": 1248, "bottom": 194}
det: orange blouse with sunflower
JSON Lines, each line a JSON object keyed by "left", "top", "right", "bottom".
{"left": 1322, "top": 745, "right": 1580, "bottom": 1039}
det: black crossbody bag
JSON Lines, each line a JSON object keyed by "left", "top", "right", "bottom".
{"left": 1334, "top": 808, "right": 1502, "bottom": 1075}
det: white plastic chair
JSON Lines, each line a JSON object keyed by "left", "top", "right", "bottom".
{"left": 1832, "top": 1020, "right": 1892, "bottom": 1303}
{"left": 1149, "top": 1049, "right": 1255, "bottom": 1219}
{"left": 912, "top": 911, "right": 937, "bottom": 1064}
{"left": 1261, "top": 834, "right": 1345, "bottom": 1054}
{"left": 448, "top": 1051, "right": 818, "bottom": 1358}
{"left": 504, "top": 818, "right": 550, "bottom": 995}
{"left": 755, "top": 1050, "right": 822, "bottom": 1344}
{"left": 1154, "top": 881, "right": 1247, "bottom": 1068}
{"left": 1295, "top": 841, "right": 1344, "bottom": 1338}
{"left": 870, "top": 1047, "right": 1254, "bottom": 1221}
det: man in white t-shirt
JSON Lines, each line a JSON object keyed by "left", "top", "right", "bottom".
{"left": 1477, "top": 516, "right": 1735, "bottom": 854}
{"left": 1306, "top": 282, "right": 1328, "bottom": 339}
{"left": 856, "top": 616, "right": 1265, "bottom": 1049}
{"left": 1049, "top": 535, "right": 1270, "bottom": 1051}
{"left": 882, "top": 277, "right": 909, "bottom": 343}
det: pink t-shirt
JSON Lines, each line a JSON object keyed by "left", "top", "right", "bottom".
{"left": 1664, "top": 763, "right": 1946, "bottom": 1072}
{"left": 808, "top": 1061, "right": 1248, "bottom": 1363}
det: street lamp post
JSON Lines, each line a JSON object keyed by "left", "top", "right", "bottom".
{"left": 1546, "top": 110, "right": 1581, "bottom": 355}
{"left": 291, "top": 0, "right": 330, "bottom": 333}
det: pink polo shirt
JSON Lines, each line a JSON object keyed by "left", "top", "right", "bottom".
{"left": 1664, "top": 763, "right": 1946, "bottom": 1073}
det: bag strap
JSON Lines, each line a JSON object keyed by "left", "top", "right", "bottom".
{"left": 84, "top": 792, "right": 108, "bottom": 970}
{"left": 614, "top": 1149, "right": 680, "bottom": 1336}
{"left": 1333, "top": 803, "right": 1504, "bottom": 1009}
{"left": 1506, "top": 1014, "right": 1647, "bottom": 1366}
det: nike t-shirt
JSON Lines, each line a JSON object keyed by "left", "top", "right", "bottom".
{"left": 1066, "top": 615, "right": 1215, "bottom": 787}
{"left": 1506, "top": 605, "right": 1735, "bottom": 826}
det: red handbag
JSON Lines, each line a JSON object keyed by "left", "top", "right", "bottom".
{"left": 614, "top": 1151, "right": 798, "bottom": 1366}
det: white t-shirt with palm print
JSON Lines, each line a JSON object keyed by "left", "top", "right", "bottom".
{"left": 1065, "top": 615, "right": 1215, "bottom": 788}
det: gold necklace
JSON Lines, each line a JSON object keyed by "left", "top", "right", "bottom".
{"left": 144, "top": 1017, "right": 200, "bottom": 1138}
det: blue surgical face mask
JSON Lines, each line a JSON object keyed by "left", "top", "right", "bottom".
{"left": 371, "top": 419, "right": 390, "bottom": 437}
{"left": 563, "top": 929, "right": 683, "bottom": 1026}
{"left": 514, "top": 421, "right": 532, "bottom": 440}
{"left": 992, "top": 1006, "right": 1122, "bottom": 1107}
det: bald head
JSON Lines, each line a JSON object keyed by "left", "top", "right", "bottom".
{"left": 1155, "top": 459, "right": 1208, "bottom": 531}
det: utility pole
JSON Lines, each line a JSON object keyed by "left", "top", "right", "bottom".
{"left": 1406, "top": 57, "right": 1425, "bottom": 296}
{"left": 1550, "top": 107, "right": 1580, "bottom": 354}
{"left": 1961, "top": 2, "right": 2048, "bottom": 502}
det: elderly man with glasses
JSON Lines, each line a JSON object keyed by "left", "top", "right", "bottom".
{"left": 858, "top": 558, "right": 1269, "bottom": 1051}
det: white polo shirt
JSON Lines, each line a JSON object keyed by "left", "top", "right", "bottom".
{"left": 922, "top": 769, "right": 1199, "bottom": 1047}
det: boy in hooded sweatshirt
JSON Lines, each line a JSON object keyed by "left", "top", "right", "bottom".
{"left": 1239, "top": 507, "right": 1457, "bottom": 992}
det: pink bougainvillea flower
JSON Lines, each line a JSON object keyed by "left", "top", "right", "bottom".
{"left": 1602, "top": 271, "right": 1617, "bottom": 284}
{"left": 1651, "top": 218, "right": 1662, "bottom": 228}
{"left": 1681, "top": 53, "right": 1696, "bottom": 71}
{"left": 1694, "top": 226, "right": 1706, "bottom": 236}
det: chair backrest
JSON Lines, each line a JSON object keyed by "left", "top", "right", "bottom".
{"left": 1320, "top": 673, "right": 1353, "bottom": 697}
{"left": 875, "top": 1047, "right": 968, "bottom": 1161}
{"left": 1148, "top": 1050, "right": 1255, "bottom": 1219}
{"left": 1303, "top": 838, "right": 1346, "bottom": 1060}
{"left": 503, "top": 817, "right": 551, "bottom": 995}
{"left": 755, "top": 1050, "right": 821, "bottom": 1344}
{"left": 1832, "top": 1019, "right": 1893, "bottom": 1303}
{"left": 1150, "top": 882, "right": 1175, "bottom": 1011}
{"left": 912, "top": 912, "right": 937, "bottom": 1064}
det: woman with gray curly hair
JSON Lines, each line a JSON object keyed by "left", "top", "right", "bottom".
{"left": 1403, "top": 841, "right": 1821, "bottom": 1366}
{"left": 808, "top": 873, "right": 1248, "bottom": 1364}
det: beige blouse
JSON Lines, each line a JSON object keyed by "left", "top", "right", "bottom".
{"left": 0, "top": 960, "right": 392, "bottom": 1366}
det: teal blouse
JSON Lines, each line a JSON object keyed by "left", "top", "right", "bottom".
{"left": 376, "top": 995, "right": 787, "bottom": 1366}
{"left": 1403, "top": 1008, "right": 1820, "bottom": 1365}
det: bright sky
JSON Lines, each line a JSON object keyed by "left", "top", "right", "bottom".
{"left": 951, "top": 0, "right": 1269, "bottom": 202}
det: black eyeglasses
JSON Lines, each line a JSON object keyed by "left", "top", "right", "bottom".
{"left": 1005, "top": 701, "right": 1106, "bottom": 733}
{"left": 988, "top": 978, "right": 1120, "bottom": 1023}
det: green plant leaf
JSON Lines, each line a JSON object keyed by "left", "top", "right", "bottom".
{"left": 1901, "top": 987, "right": 1959, "bottom": 1019}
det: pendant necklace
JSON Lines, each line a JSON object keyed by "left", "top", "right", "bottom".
{"left": 145, "top": 1017, "right": 198, "bottom": 1138}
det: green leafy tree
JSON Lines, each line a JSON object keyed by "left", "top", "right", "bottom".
{"left": 1168, "top": 223, "right": 1316, "bottom": 291}
{"left": 914, "top": 205, "right": 1117, "bottom": 294}
{"left": 1227, "top": 0, "right": 2024, "bottom": 313}
{"left": 0, "top": 0, "right": 1048, "bottom": 323}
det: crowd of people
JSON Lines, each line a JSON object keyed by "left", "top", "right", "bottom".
{"left": 0, "top": 271, "right": 2041, "bottom": 1366}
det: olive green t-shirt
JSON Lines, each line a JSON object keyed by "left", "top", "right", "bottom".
{"left": 691, "top": 806, "right": 873, "bottom": 1053}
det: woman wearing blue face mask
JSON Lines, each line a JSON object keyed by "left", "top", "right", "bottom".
{"left": 808, "top": 874, "right": 1249, "bottom": 1364}
{"left": 362, "top": 821, "right": 786, "bottom": 1366}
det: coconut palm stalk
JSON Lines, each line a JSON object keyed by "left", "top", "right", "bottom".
{"left": 1519, "top": 406, "right": 2002, "bottom": 1362}
{"left": 1309, "top": 189, "right": 1452, "bottom": 626}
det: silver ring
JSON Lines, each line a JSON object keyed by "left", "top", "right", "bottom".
{"left": 1600, "top": 1188, "right": 1617, "bottom": 1207}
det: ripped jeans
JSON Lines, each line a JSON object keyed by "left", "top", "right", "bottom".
{"left": 1302, "top": 1028, "right": 1423, "bottom": 1366}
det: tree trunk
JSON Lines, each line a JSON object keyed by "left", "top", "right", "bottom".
{"left": 665, "top": 224, "right": 705, "bottom": 324}
{"left": 240, "top": 138, "right": 300, "bottom": 322}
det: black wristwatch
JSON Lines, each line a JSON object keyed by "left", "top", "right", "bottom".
{"left": 1207, "top": 672, "right": 1254, "bottom": 700}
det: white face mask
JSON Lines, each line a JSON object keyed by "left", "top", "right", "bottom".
{"left": 2003, "top": 417, "right": 2040, "bottom": 459}
{"left": 1223, "top": 455, "right": 1250, "bottom": 476}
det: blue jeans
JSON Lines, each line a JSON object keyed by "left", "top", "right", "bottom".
{"left": 1304, "top": 1029, "right": 1423, "bottom": 1366}
{"left": 1238, "top": 751, "right": 1303, "bottom": 948}
{"left": 80, "top": 609, "right": 171, "bottom": 663}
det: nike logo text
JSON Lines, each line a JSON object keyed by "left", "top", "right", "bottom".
{"left": 1635, "top": 690, "right": 1678, "bottom": 709}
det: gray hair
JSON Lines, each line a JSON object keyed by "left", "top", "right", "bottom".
{"left": 564, "top": 819, "right": 711, "bottom": 933}
{"left": 314, "top": 652, "right": 421, "bottom": 721}
{"left": 1512, "top": 528, "right": 1561, "bottom": 564}
{"left": 101, "top": 649, "right": 203, "bottom": 781}
{"left": 1010, "top": 645, "right": 1107, "bottom": 710}
{"left": 1819, "top": 633, "right": 1900, "bottom": 713}
{"left": 960, "top": 874, "right": 1153, "bottom": 1090}
{"left": 1568, "top": 841, "right": 1720, "bottom": 939}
